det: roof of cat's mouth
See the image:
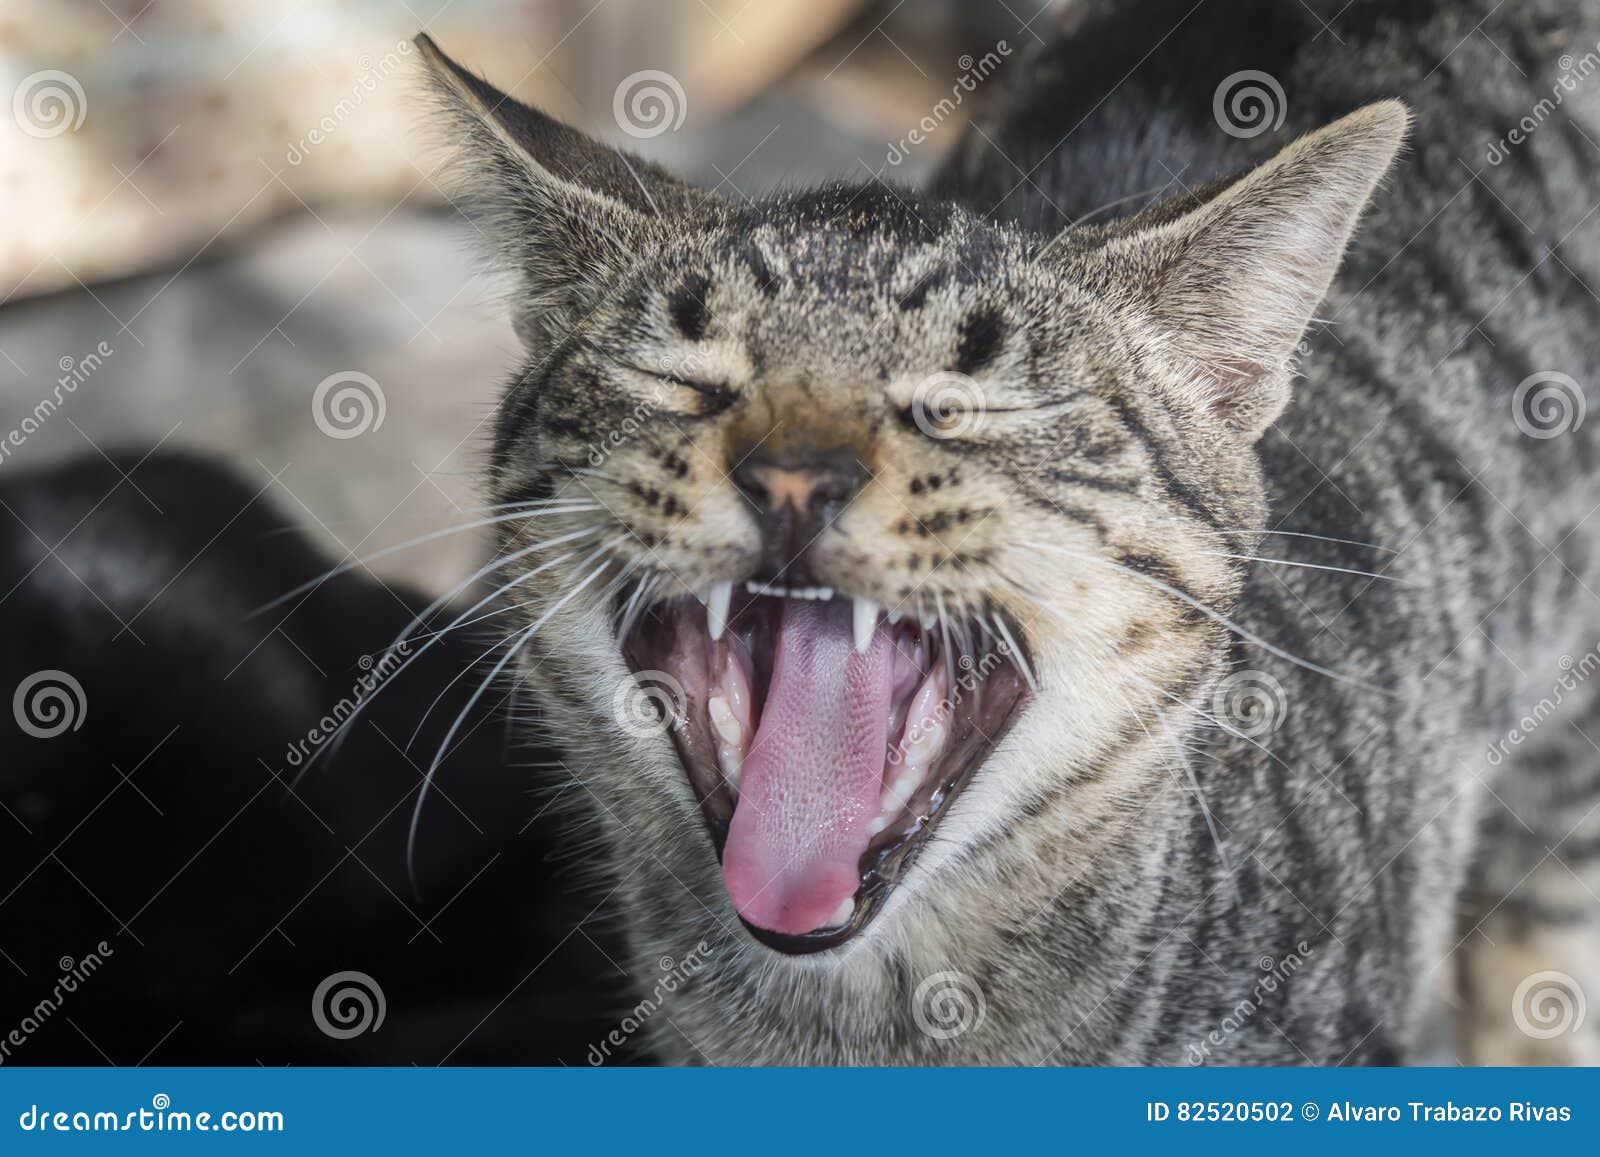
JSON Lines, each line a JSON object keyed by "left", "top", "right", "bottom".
{"left": 621, "top": 583, "right": 1032, "bottom": 953}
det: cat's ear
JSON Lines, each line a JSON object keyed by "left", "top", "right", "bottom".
{"left": 414, "top": 33, "right": 710, "bottom": 346}
{"left": 1066, "top": 101, "right": 1409, "bottom": 439}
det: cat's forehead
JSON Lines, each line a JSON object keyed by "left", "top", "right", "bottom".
{"left": 720, "top": 186, "right": 1023, "bottom": 287}
{"left": 640, "top": 188, "right": 1062, "bottom": 377}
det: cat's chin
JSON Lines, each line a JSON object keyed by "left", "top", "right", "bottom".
{"left": 621, "top": 584, "right": 1031, "bottom": 954}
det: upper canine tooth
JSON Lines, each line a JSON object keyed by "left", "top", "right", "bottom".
{"left": 853, "top": 598, "right": 879, "bottom": 653}
{"left": 706, "top": 581, "right": 732, "bottom": 641}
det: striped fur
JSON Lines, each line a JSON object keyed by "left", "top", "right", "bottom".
{"left": 421, "top": 0, "right": 1600, "bottom": 1064}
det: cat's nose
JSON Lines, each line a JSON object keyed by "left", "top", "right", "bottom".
{"left": 732, "top": 447, "right": 868, "bottom": 582}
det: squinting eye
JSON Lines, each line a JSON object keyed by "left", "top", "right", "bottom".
{"left": 660, "top": 374, "right": 734, "bottom": 416}
{"left": 650, "top": 372, "right": 734, "bottom": 417}
{"left": 620, "top": 363, "right": 735, "bottom": 417}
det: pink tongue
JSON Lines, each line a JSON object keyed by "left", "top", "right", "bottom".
{"left": 722, "top": 599, "right": 894, "bottom": 935}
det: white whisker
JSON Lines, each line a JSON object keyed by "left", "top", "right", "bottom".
{"left": 1200, "top": 552, "right": 1408, "bottom": 584}
{"left": 406, "top": 548, "right": 619, "bottom": 892}
{"left": 1192, "top": 527, "right": 1401, "bottom": 554}
{"left": 252, "top": 505, "right": 599, "bottom": 616}
{"left": 1018, "top": 540, "right": 1388, "bottom": 694}
{"left": 990, "top": 612, "right": 1039, "bottom": 693}
{"left": 291, "top": 532, "right": 599, "bottom": 783}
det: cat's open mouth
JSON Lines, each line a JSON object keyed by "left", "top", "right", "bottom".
{"left": 622, "top": 584, "right": 1030, "bottom": 953}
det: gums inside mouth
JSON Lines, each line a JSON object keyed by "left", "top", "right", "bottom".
{"left": 622, "top": 584, "right": 1031, "bottom": 953}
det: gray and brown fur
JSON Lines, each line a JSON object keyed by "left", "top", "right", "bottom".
{"left": 417, "top": 0, "right": 1600, "bottom": 1064}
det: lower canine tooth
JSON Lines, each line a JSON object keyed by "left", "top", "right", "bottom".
{"left": 715, "top": 743, "right": 743, "bottom": 789}
{"left": 827, "top": 896, "right": 855, "bottom": 927}
{"left": 708, "top": 695, "right": 741, "bottom": 746}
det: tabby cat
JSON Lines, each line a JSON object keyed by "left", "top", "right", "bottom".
{"left": 417, "top": 0, "right": 1600, "bottom": 1064}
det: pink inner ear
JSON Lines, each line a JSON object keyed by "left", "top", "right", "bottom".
{"left": 1078, "top": 105, "right": 1405, "bottom": 438}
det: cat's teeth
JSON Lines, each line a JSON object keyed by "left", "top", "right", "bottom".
{"left": 705, "top": 581, "right": 732, "bottom": 641}
{"left": 853, "top": 598, "right": 879, "bottom": 653}
{"left": 891, "top": 758, "right": 927, "bottom": 803}
{"left": 872, "top": 664, "right": 950, "bottom": 827}
{"left": 827, "top": 896, "right": 855, "bottom": 927}
{"left": 742, "top": 581, "right": 835, "bottom": 601}
{"left": 887, "top": 608, "right": 903, "bottom": 624}
{"left": 708, "top": 695, "right": 740, "bottom": 746}
{"left": 716, "top": 744, "right": 743, "bottom": 789}
{"left": 711, "top": 648, "right": 752, "bottom": 792}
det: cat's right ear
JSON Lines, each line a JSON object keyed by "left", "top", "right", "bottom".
{"left": 1053, "top": 101, "right": 1407, "bottom": 440}
{"left": 415, "top": 33, "right": 710, "bottom": 346}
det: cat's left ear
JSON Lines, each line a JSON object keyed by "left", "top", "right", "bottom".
{"left": 415, "top": 34, "right": 712, "bottom": 345}
{"left": 1064, "top": 101, "right": 1409, "bottom": 439}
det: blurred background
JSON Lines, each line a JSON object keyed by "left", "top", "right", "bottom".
{"left": 0, "top": 0, "right": 1050, "bottom": 598}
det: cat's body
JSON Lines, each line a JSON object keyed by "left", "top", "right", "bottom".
{"left": 416, "top": 0, "right": 1600, "bottom": 1068}
{"left": 911, "top": 0, "right": 1600, "bottom": 1065}
{"left": 404, "top": 0, "right": 1600, "bottom": 1066}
